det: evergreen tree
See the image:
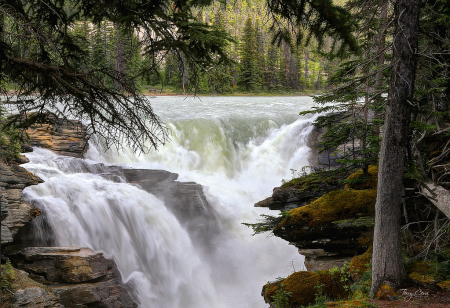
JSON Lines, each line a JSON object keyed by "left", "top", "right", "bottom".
{"left": 238, "top": 17, "right": 258, "bottom": 91}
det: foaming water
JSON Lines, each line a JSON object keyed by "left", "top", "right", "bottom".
{"left": 24, "top": 96, "right": 316, "bottom": 308}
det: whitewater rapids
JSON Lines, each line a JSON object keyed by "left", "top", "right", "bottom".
{"left": 23, "top": 96, "right": 317, "bottom": 308}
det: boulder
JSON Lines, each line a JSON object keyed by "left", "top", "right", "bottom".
{"left": 262, "top": 268, "right": 351, "bottom": 307}
{"left": 11, "top": 247, "right": 137, "bottom": 308}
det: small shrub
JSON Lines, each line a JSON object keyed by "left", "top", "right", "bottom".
{"left": 1, "top": 259, "right": 15, "bottom": 291}
{"left": 272, "top": 284, "right": 293, "bottom": 308}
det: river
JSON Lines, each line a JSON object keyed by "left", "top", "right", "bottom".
{"left": 22, "top": 96, "right": 316, "bottom": 308}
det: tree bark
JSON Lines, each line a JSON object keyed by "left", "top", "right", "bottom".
{"left": 370, "top": 0, "right": 420, "bottom": 296}
{"left": 373, "top": 0, "right": 389, "bottom": 138}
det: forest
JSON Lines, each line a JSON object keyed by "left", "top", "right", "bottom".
{"left": 64, "top": 0, "right": 339, "bottom": 95}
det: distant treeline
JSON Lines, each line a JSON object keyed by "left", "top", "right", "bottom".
{"left": 68, "top": 0, "right": 337, "bottom": 94}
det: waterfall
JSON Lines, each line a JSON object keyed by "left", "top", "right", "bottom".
{"left": 23, "top": 96, "right": 317, "bottom": 308}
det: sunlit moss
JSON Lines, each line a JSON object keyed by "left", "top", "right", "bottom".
{"left": 275, "top": 188, "right": 377, "bottom": 230}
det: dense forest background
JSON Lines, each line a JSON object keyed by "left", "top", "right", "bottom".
{"left": 66, "top": 0, "right": 339, "bottom": 94}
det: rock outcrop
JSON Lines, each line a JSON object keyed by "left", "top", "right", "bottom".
{"left": 11, "top": 247, "right": 137, "bottom": 308}
{"left": 255, "top": 167, "right": 378, "bottom": 272}
{"left": 26, "top": 118, "right": 88, "bottom": 158}
{"left": 122, "top": 168, "right": 221, "bottom": 249}
{"left": 255, "top": 168, "right": 349, "bottom": 212}
{"left": 1, "top": 163, "right": 43, "bottom": 247}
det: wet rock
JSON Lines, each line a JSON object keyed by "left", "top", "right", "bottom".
{"left": 13, "top": 247, "right": 113, "bottom": 284}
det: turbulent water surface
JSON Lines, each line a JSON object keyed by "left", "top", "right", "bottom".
{"left": 23, "top": 96, "right": 317, "bottom": 308}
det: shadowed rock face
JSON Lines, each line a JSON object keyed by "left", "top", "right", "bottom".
{"left": 1, "top": 163, "right": 43, "bottom": 246}
{"left": 12, "top": 247, "right": 137, "bottom": 308}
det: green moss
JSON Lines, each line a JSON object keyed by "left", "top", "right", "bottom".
{"left": 281, "top": 167, "right": 350, "bottom": 191}
{"left": 409, "top": 272, "right": 436, "bottom": 283}
{"left": 263, "top": 268, "right": 352, "bottom": 307}
{"left": 277, "top": 188, "right": 377, "bottom": 229}
{"left": 350, "top": 250, "right": 372, "bottom": 281}
{"left": 437, "top": 281, "right": 450, "bottom": 290}
{"left": 344, "top": 166, "right": 378, "bottom": 190}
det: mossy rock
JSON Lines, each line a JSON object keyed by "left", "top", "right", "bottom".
{"left": 345, "top": 166, "right": 378, "bottom": 190}
{"left": 437, "top": 280, "right": 450, "bottom": 290}
{"left": 263, "top": 269, "right": 351, "bottom": 307}
{"left": 409, "top": 272, "right": 436, "bottom": 284}
{"left": 376, "top": 284, "right": 397, "bottom": 300}
{"left": 276, "top": 188, "right": 377, "bottom": 229}
{"left": 281, "top": 168, "right": 351, "bottom": 189}
{"left": 350, "top": 250, "right": 372, "bottom": 281}
{"left": 357, "top": 235, "right": 372, "bottom": 248}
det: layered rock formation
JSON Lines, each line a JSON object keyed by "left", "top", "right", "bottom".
{"left": 11, "top": 247, "right": 137, "bottom": 308}
{"left": 26, "top": 118, "right": 89, "bottom": 158}
{"left": 1, "top": 163, "right": 43, "bottom": 247}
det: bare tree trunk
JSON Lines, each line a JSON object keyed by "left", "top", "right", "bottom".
{"left": 370, "top": 0, "right": 419, "bottom": 296}
{"left": 304, "top": 49, "right": 309, "bottom": 88}
{"left": 373, "top": 0, "right": 389, "bottom": 136}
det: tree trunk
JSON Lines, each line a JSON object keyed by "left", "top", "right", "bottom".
{"left": 370, "top": 0, "right": 419, "bottom": 296}
{"left": 304, "top": 49, "right": 309, "bottom": 88}
{"left": 373, "top": 0, "right": 389, "bottom": 137}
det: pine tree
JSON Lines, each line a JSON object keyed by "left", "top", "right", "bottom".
{"left": 238, "top": 17, "right": 258, "bottom": 91}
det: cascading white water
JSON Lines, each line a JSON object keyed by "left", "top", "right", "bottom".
{"left": 23, "top": 96, "right": 317, "bottom": 308}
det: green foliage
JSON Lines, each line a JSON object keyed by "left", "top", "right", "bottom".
{"left": 1, "top": 259, "right": 15, "bottom": 291}
{"left": 353, "top": 267, "right": 372, "bottom": 297}
{"left": 282, "top": 167, "right": 349, "bottom": 189}
{"left": 242, "top": 212, "right": 288, "bottom": 235}
{"left": 0, "top": 0, "right": 234, "bottom": 152}
{"left": 0, "top": 105, "right": 24, "bottom": 164}
{"left": 332, "top": 216, "right": 375, "bottom": 229}
{"left": 328, "top": 262, "right": 353, "bottom": 293}
{"left": 311, "top": 282, "right": 328, "bottom": 308}
{"left": 429, "top": 248, "right": 450, "bottom": 281}
{"left": 272, "top": 284, "right": 293, "bottom": 308}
